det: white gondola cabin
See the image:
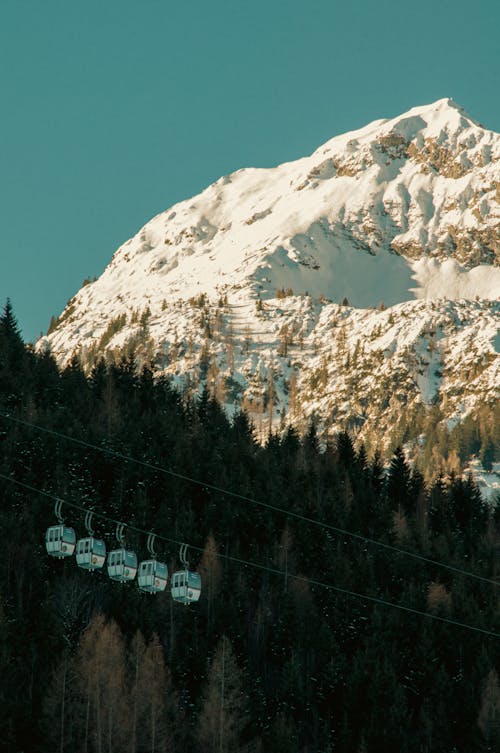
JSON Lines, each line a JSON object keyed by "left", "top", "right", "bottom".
{"left": 76, "top": 511, "right": 106, "bottom": 571}
{"left": 45, "top": 525, "right": 76, "bottom": 559}
{"left": 107, "top": 548, "right": 138, "bottom": 582}
{"left": 138, "top": 559, "right": 168, "bottom": 593}
{"left": 137, "top": 534, "right": 168, "bottom": 594}
{"left": 107, "top": 523, "right": 137, "bottom": 583}
{"left": 171, "top": 570, "right": 201, "bottom": 604}
{"left": 45, "top": 501, "right": 76, "bottom": 559}
{"left": 171, "top": 544, "right": 201, "bottom": 604}
{"left": 76, "top": 537, "right": 106, "bottom": 570}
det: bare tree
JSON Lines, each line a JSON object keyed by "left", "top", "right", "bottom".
{"left": 197, "top": 636, "right": 247, "bottom": 753}
{"left": 43, "top": 649, "right": 79, "bottom": 753}
{"left": 76, "top": 613, "right": 130, "bottom": 753}
{"left": 140, "top": 635, "right": 174, "bottom": 753}
{"left": 129, "top": 631, "right": 146, "bottom": 753}
{"left": 129, "top": 630, "right": 177, "bottom": 753}
{"left": 266, "top": 370, "right": 276, "bottom": 435}
{"left": 200, "top": 534, "right": 222, "bottom": 632}
{"left": 288, "top": 372, "right": 298, "bottom": 420}
{"left": 478, "top": 669, "right": 500, "bottom": 749}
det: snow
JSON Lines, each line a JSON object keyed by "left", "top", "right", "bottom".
{"left": 52, "top": 98, "right": 498, "bottom": 331}
{"left": 411, "top": 259, "right": 500, "bottom": 301}
{"left": 466, "top": 460, "right": 500, "bottom": 504}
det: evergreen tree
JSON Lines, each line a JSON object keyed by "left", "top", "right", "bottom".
{"left": 481, "top": 439, "right": 495, "bottom": 472}
{"left": 0, "top": 315, "right": 499, "bottom": 753}
{"left": 0, "top": 298, "right": 28, "bottom": 401}
{"left": 387, "top": 446, "right": 413, "bottom": 517}
{"left": 0, "top": 298, "right": 24, "bottom": 354}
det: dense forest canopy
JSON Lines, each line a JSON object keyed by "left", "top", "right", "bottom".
{"left": 1, "top": 299, "right": 500, "bottom": 753}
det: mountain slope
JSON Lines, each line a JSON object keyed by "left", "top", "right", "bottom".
{"left": 40, "top": 98, "right": 500, "bottom": 459}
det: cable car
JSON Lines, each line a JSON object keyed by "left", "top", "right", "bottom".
{"left": 138, "top": 534, "right": 168, "bottom": 594}
{"left": 171, "top": 544, "right": 201, "bottom": 604}
{"left": 75, "top": 512, "right": 106, "bottom": 571}
{"left": 107, "top": 523, "right": 137, "bottom": 583}
{"left": 45, "top": 500, "right": 76, "bottom": 559}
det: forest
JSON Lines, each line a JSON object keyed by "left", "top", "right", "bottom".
{"left": 1, "top": 298, "right": 500, "bottom": 753}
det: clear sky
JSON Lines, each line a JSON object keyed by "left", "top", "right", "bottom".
{"left": 1, "top": 0, "right": 499, "bottom": 341}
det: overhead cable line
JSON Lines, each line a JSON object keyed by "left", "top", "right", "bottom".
{"left": 0, "top": 470, "right": 499, "bottom": 640}
{"left": 0, "top": 411, "right": 498, "bottom": 589}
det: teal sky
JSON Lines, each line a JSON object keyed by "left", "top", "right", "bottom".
{"left": 1, "top": 0, "right": 499, "bottom": 342}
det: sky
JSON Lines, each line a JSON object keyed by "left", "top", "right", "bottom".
{"left": 1, "top": 0, "right": 499, "bottom": 342}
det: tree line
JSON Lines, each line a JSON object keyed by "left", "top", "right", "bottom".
{"left": 1, "top": 299, "right": 500, "bottom": 753}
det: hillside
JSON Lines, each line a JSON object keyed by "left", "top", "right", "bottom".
{"left": 2, "top": 303, "right": 500, "bottom": 753}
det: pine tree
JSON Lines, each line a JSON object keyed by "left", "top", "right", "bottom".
{"left": 0, "top": 298, "right": 28, "bottom": 400}
{"left": 0, "top": 298, "right": 24, "bottom": 351}
{"left": 481, "top": 439, "right": 495, "bottom": 472}
{"left": 387, "top": 446, "right": 413, "bottom": 516}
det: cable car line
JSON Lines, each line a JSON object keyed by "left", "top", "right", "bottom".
{"left": 1, "top": 471, "right": 197, "bottom": 600}
{"left": 0, "top": 411, "right": 498, "bottom": 590}
{"left": 1, "top": 470, "right": 500, "bottom": 640}
{"left": 0, "top": 471, "right": 183, "bottom": 550}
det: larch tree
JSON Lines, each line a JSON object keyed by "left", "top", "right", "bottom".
{"left": 478, "top": 669, "right": 500, "bottom": 750}
{"left": 43, "top": 649, "right": 79, "bottom": 753}
{"left": 197, "top": 636, "right": 247, "bottom": 753}
{"left": 288, "top": 371, "right": 298, "bottom": 420}
{"left": 139, "top": 634, "right": 175, "bottom": 753}
{"left": 129, "top": 630, "right": 147, "bottom": 753}
{"left": 200, "top": 533, "right": 222, "bottom": 633}
{"left": 274, "top": 523, "right": 294, "bottom": 593}
{"left": 76, "top": 613, "right": 129, "bottom": 753}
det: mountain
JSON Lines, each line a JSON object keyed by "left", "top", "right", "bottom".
{"left": 40, "top": 98, "right": 500, "bottom": 465}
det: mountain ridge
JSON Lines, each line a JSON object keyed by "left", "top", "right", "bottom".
{"left": 40, "top": 99, "right": 500, "bottom": 465}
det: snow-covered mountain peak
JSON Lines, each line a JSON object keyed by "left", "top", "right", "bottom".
{"left": 394, "top": 97, "right": 476, "bottom": 126}
{"left": 316, "top": 98, "right": 481, "bottom": 153}
{"left": 40, "top": 101, "right": 499, "bottom": 455}
{"left": 43, "top": 99, "right": 500, "bottom": 332}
